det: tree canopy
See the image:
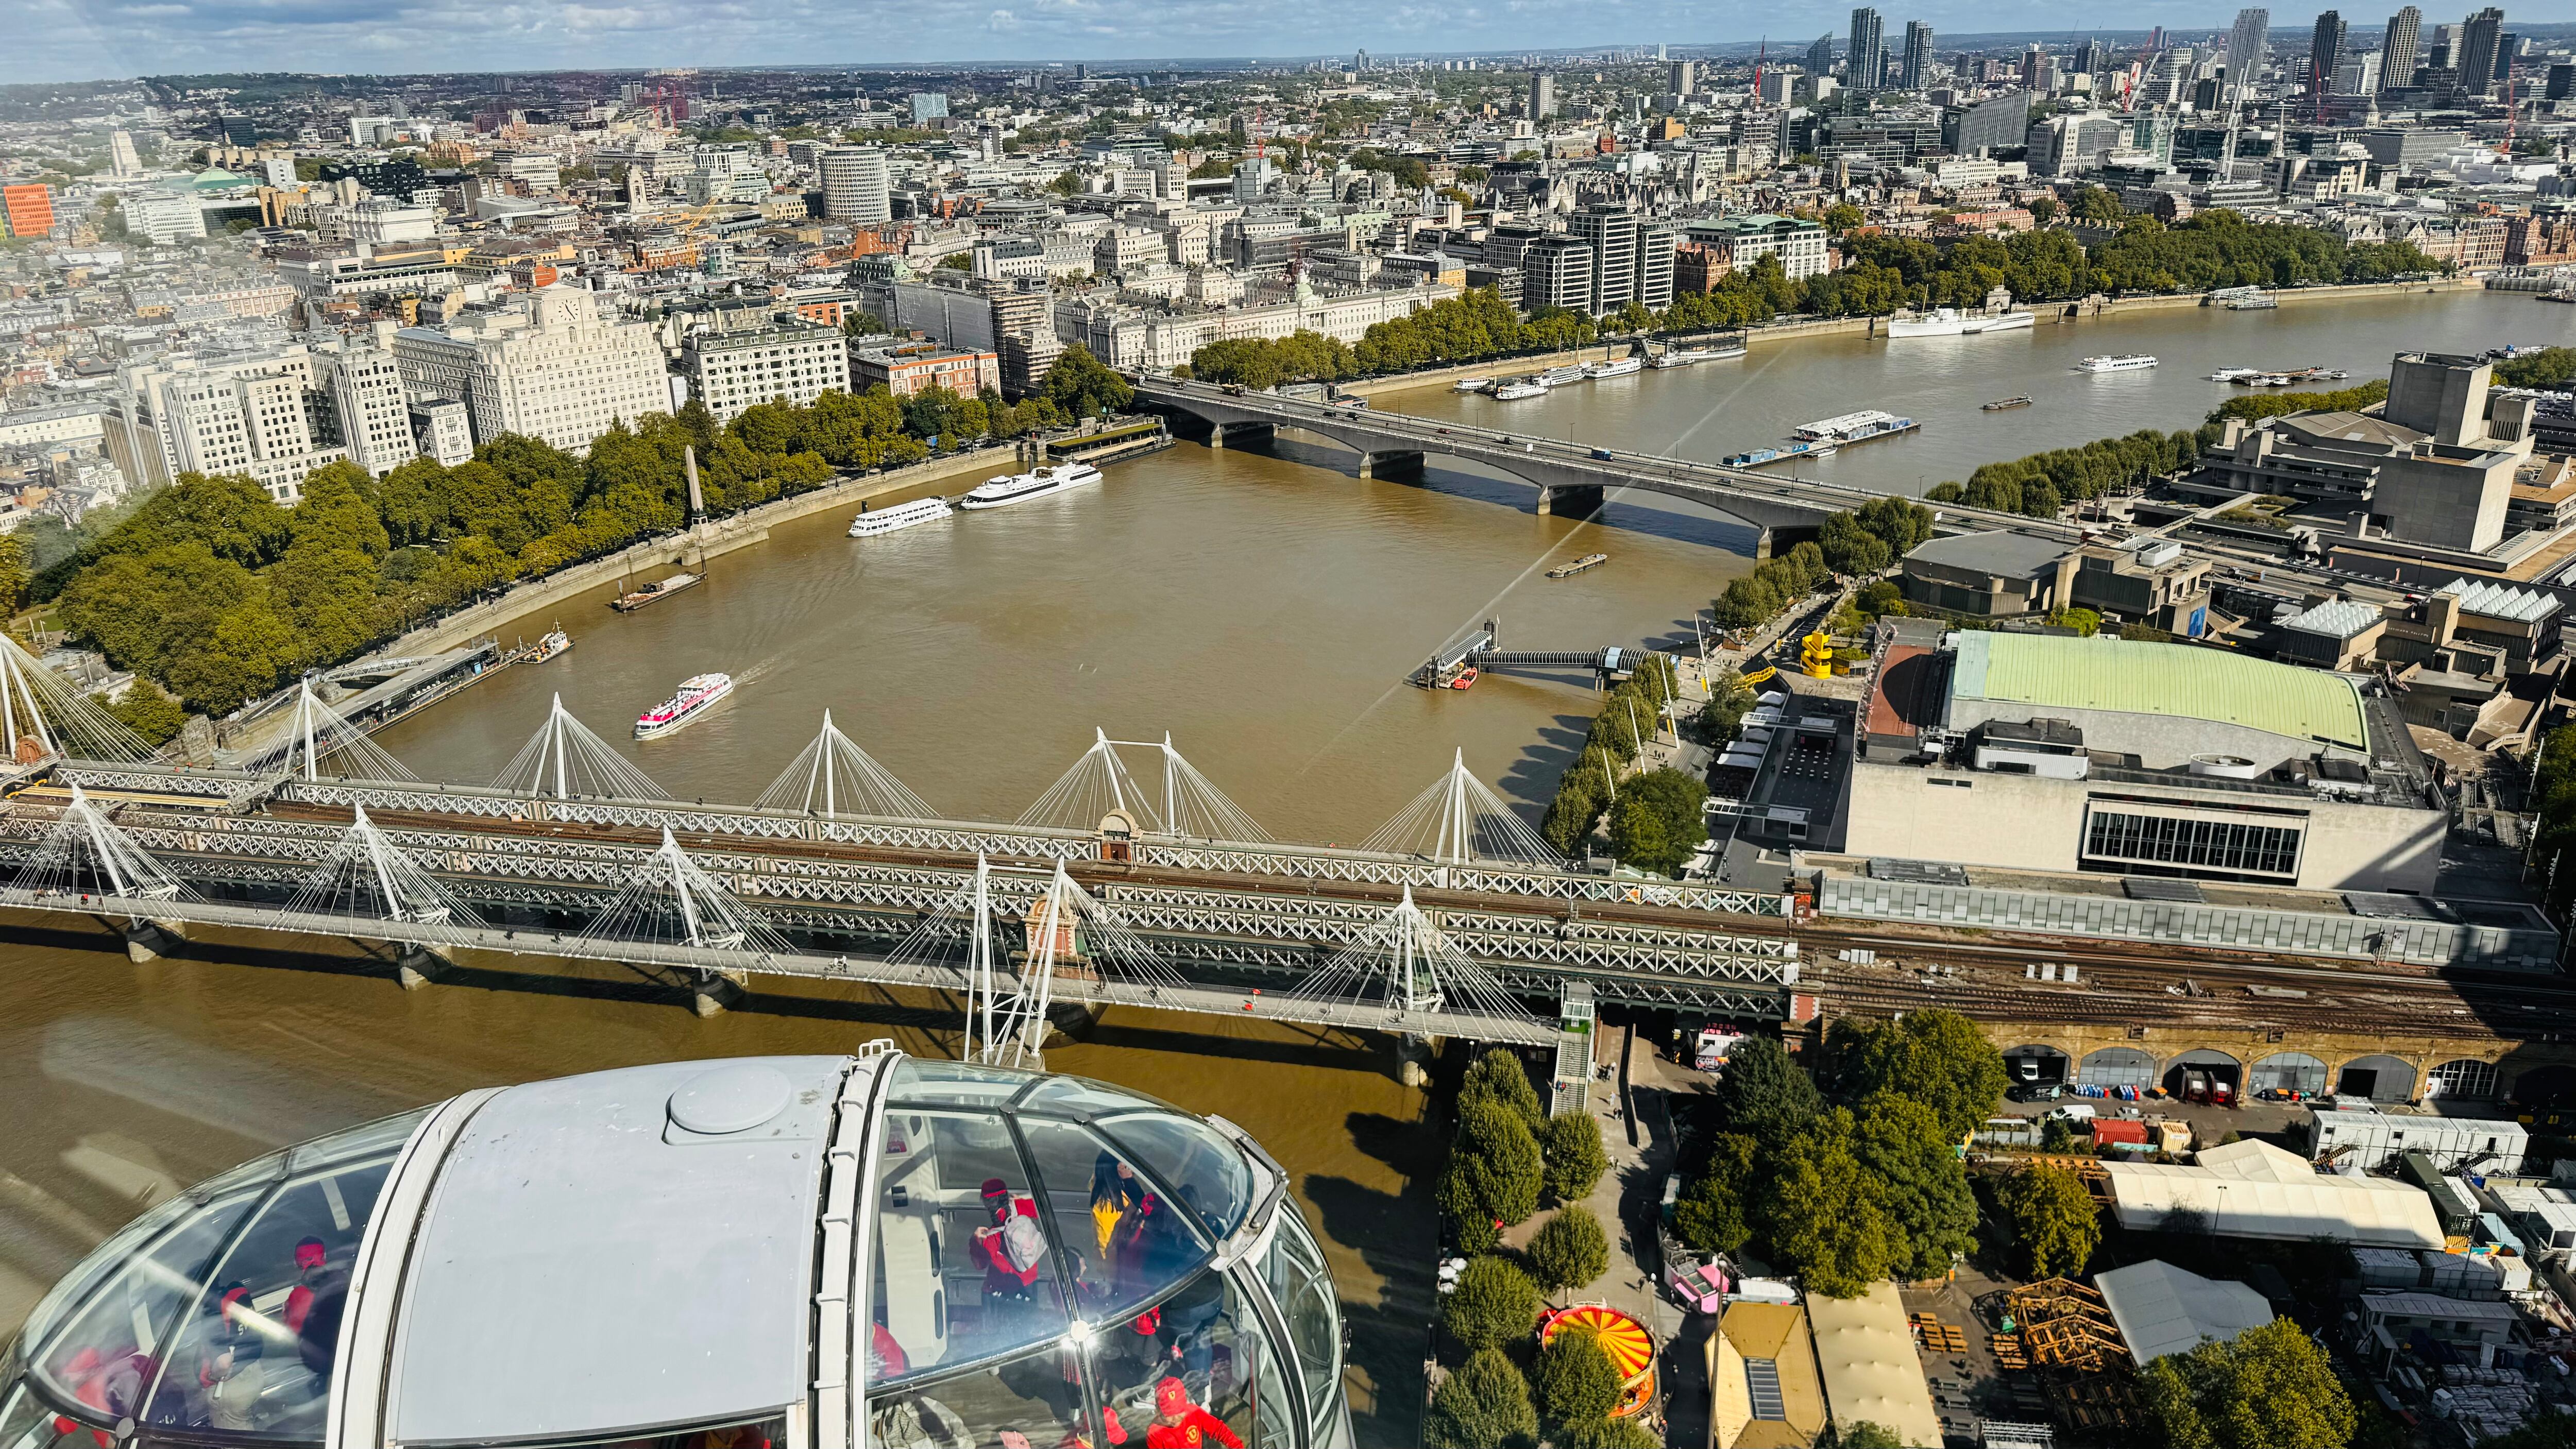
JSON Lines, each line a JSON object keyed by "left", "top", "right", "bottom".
{"left": 1526, "top": 1206, "right": 1609, "bottom": 1293}
{"left": 2141, "top": 1320, "right": 2357, "bottom": 1449}
{"left": 1441, "top": 1255, "right": 1544, "bottom": 1351}
{"left": 1831, "top": 1008, "right": 2008, "bottom": 1140}
{"left": 1425, "top": 1347, "right": 1537, "bottom": 1449}
{"left": 1993, "top": 1164, "right": 2102, "bottom": 1279}
{"left": 1439, "top": 1099, "right": 1544, "bottom": 1249}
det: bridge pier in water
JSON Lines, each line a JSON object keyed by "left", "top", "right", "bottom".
{"left": 1204, "top": 420, "right": 1274, "bottom": 450}
{"left": 1357, "top": 450, "right": 1424, "bottom": 481}
{"left": 691, "top": 967, "right": 748, "bottom": 1018}
{"left": 396, "top": 943, "right": 453, "bottom": 991}
{"left": 122, "top": 919, "right": 185, "bottom": 964}
{"left": 1537, "top": 484, "right": 1603, "bottom": 518}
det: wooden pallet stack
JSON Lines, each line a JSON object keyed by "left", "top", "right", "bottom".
{"left": 1909, "top": 1312, "right": 1969, "bottom": 1354}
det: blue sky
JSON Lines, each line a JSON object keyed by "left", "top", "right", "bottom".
{"left": 13, "top": 2, "right": 2327, "bottom": 87}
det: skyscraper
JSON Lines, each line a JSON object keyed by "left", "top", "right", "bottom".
{"left": 1806, "top": 33, "right": 1837, "bottom": 79}
{"left": 819, "top": 146, "right": 890, "bottom": 224}
{"left": 2224, "top": 7, "right": 2271, "bottom": 106}
{"left": 1902, "top": 22, "right": 1935, "bottom": 89}
{"left": 2308, "top": 11, "right": 2346, "bottom": 96}
{"left": 1848, "top": 7, "right": 1887, "bottom": 92}
{"left": 1667, "top": 59, "right": 1696, "bottom": 96}
{"left": 1529, "top": 71, "right": 1555, "bottom": 120}
{"left": 2459, "top": 8, "right": 2503, "bottom": 96}
{"left": 2380, "top": 6, "right": 2421, "bottom": 90}
{"left": 107, "top": 129, "right": 142, "bottom": 178}
{"left": 2073, "top": 37, "right": 2109, "bottom": 76}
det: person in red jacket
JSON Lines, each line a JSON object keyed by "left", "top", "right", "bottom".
{"left": 1143, "top": 1376, "right": 1240, "bottom": 1449}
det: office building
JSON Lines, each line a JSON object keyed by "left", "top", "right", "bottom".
{"left": 391, "top": 288, "right": 669, "bottom": 456}
{"left": 1568, "top": 206, "right": 1640, "bottom": 315}
{"left": 409, "top": 397, "right": 474, "bottom": 465}
{"left": 1847, "top": 7, "right": 1887, "bottom": 93}
{"left": 1, "top": 184, "right": 54, "bottom": 240}
{"left": 1901, "top": 22, "right": 1935, "bottom": 90}
{"left": 848, "top": 342, "right": 1000, "bottom": 399}
{"left": 819, "top": 147, "right": 891, "bottom": 225}
{"left": 318, "top": 334, "right": 419, "bottom": 478}
{"left": 1638, "top": 224, "right": 1679, "bottom": 310}
{"left": 1807, "top": 33, "right": 1837, "bottom": 79}
{"left": 1519, "top": 234, "right": 1594, "bottom": 313}
{"left": 1667, "top": 59, "right": 1696, "bottom": 97}
{"left": 2380, "top": 6, "right": 2421, "bottom": 90}
{"left": 2550, "top": 61, "right": 2576, "bottom": 101}
{"left": 2225, "top": 7, "right": 2271, "bottom": 106}
{"left": 1681, "top": 214, "right": 1830, "bottom": 280}
{"left": 104, "top": 348, "right": 350, "bottom": 501}
{"left": 122, "top": 189, "right": 206, "bottom": 244}
{"left": 0, "top": 1054, "right": 1354, "bottom": 1449}
{"left": 107, "top": 130, "right": 142, "bottom": 179}
{"left": 1949, "top": 91, "right": 2031, "bottom": 156}
{"left": 1529, "top": 72, "right": 1555, "bottom": 121}
{"left": 2308, "top": 11, "right": 2346, "bottom": 95}
{"left": 681, "top": 306, "right": 851, "bottom": 423}
{"left": 908, "top": 91, "right": 948, "bottom": 123}
{"left": 2459, "top": 7, "right": 2503, "bottom": 97}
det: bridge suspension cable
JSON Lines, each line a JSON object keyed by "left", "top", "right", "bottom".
{"left": 1279, "top": 884, "right": 1546, "bottom": 1031}
{"left": 282, "top": 804, "right": 485, "bottom": 944}
{"left": 753, "top": 709, "right": 937, "bottom": 819}
{"left": 9, "top": 784, "right": 194, "bottom": 908}
{"left": 1017, "top": 729, "right": 1269, "bottom": 841}
{"left": 490, "top": 694, "right": 666, "bottom": 801}
{"left": 255, "top": 679, "right": 418, "bottom": 783}
{"left": 0, "top": 633, "right": 151, "bottom": 764}
{"left": 573, "top": 826, "right": 788, "bottom": 956}
{"left": 1363, "top": 748, "right": 1562, "bottom": 868}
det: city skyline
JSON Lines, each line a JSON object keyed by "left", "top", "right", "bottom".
{"left": 11, "top": 1, "right": 2570, "bottom": 86}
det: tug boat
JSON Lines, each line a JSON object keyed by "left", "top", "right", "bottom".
{"left": 530, "top": 625, "right": 572, "bottom": 662}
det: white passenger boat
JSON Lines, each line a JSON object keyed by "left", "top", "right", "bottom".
{"left": 1538, "top": 364, "right": 1587, "bottom": 386}
{"left": 1885, "top": 305, "right": 2036, "bottom": 337}
{"left": 1493, "top": 381, "right": 1549, "bottom": 400}
{"left": 2207, "top": 367, "right": 2260, "bottom": 382}
{"left": 2074, "top": 354, "right": 2159, "bottom": 373}
{"left": 848, "top": 495, "right": 955, "bottom": 538}
{"left": 1453, "top": 377, "right": 1494, "bottom": 393}
{"left": 1584, "top": 356, "right": 1644, "bottom": 379}
{"left": 634, "top": 673, "right": 734, "bottom": 740}
{"left": 1653, "top": 342, "right": 1748, "bottom": 367}
{"left": 958, "top": 462, "right": 1105, "bottom": 510}
{"left": 1794, "top": 408, "right": 1900, "bottom": 441}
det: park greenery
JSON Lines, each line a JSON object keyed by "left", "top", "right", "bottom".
{"left": 1923, "top": 429, "right": 2202, "bottom": 518}
{"left": 2496, "top": 347, "right": 2576, "bottom": 391}
{"left": 1439, "top": 1050, "right": 1607, "bottom": 1250}
{"left": 1673, "top": 1013, "right": 2006, "bottom": 1295}
{"left": 2205, "top": 378, "right": 2392, "bottom": 428}
{"left": 2140, "top": 1318, "right": 2358, "bottom": 1449}
{"left": 1710, "top": 497, "right": 1934, "bottom": 634}
{"left": 1424, "top": 1348, "right": 1537, "bottom": 1449}
{"left": 1524, "top": 1206, "right": 1608, "bottom": 1293}
{"left": 38, "top": 353, "right": 1133, "bottom": 718}
{"left": 1533, "top": 655, "right": 1707, "bottom": 870}
{"left": 1991, "top": 1164, "right": 2104, "bottom": 1279}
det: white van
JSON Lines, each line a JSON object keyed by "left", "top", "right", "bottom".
{"left": 2043, "top": 1103, "right": 2098, "bottom": 1124}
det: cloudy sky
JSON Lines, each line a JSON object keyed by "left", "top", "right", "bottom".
{"left": 14, "top": 1, "right": 2291, "bottom": 86}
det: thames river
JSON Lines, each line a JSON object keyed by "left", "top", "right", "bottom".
{"left": 0, "top": 287, "right": 2567, "bottom": 1443}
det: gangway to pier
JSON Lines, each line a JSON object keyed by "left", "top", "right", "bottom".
{"left": 1414, "top": 616, "right": 1639, "bottom": 687}
{"left": 1415, "top": 619, "right": 1499, "bottom": 687}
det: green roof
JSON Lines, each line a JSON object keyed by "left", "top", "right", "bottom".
{"left": 1951, "top": 631, "right": 2369, "bottom": 749}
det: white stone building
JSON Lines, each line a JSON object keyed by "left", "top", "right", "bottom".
{"left": 391, "top": 288, "right": 669, "bottom": 455}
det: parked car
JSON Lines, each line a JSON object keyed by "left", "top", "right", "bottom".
{"left": 2007, "top": 1081, "right": 2065, "bottom": 1103}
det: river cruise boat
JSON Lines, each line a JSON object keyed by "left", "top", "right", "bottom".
{"left": 1494, "top": 380, "right": 1549, "bottom": 400}
{"left": 1538, "top": 364, "right": 1587, "bottom": 386}
{"left": 1548, "top": 553, "right": 1610, "bottom": 579}
{"left": 530, "top": 625, "right": 572, "bottom": 662}
{"left": 1886, "top": 305, "right": 2036, "bottom": 337}
{"left": 2208, "top": 367, "right": 2260, "bottom": 382}
{"left": 848, "top": 495, "right": 955, "bottom": 538}
{"left": 2211, "top": 285, "right": 2279, "bottom": 310}
{"left": 959, "top": 462, "right": 1104, "bottom": 511}
{"left": 1652, "top": 340, "right": 1748, "bottom": 366}
{"left": 1981, "top": 395, "right": 2034, "bottom": 411}
{"left": 1585, "top": 356, "right": 1644, "bottom": 379}
{"left": 610, "top": 572, "right": 700, "bottom": 612}
{"left": 1794, "top": 409, "right": 1900, "bottom": 441}
{"left": 634, "top": 672, "right": 734, "bottom": 740}
{"left": 2074, "top": 354, "right": 2159, "bottom": 373}
{"left": 1453, "top": 377, "right": 1495, "bottom": 392}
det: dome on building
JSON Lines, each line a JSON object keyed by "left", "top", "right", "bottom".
{"left": 0, "top": 1051, "right": 1351, "bottom": 1449}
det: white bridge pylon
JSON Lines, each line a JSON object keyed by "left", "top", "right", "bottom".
{"left": 885, "top": 853, "right": 1192, "bottom": 1068}
{"left": 1363, "top": 748, "right": 1562, "bottom": 867}
{"left": 754, "top": 709, "right": 938, "bottom": 819}
{"left": 491, "top": 694, "right": 666, "bottom": 801}
{"left": 1281, "top": 883, "right": 1544, "bottom": 1030}
{"left": 284, "top": 805, "right": 484, "bottom": 943}
{"left": 573, "top": 827, "right": 789, "bottom": 958}
{"left": 0, "top": 633, "right": 151, "bottom": 764}
{"left": 1018, "top": 728, "right": 1269, "bottom": 841}
{"left": 266, "top": 679, "right": 417, "bottom": 783}
{"left": 9, "top": 784, "right": 193, "bottom": 911}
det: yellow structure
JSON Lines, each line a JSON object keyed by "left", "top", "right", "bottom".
{"left": 1711, "top": 1301, "right": 1827, "bottom": 1448}
{"left": 1800, "top": 631, "right": 1838, "bottom": 677}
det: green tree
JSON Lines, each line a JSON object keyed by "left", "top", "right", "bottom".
{"left": 2140, "top": 1319, "right": 2356, "bottom": 1449}
{"left": 2027, "top": 195, "right": 2060, "bottom": 225}
{"left": 1442, "top": 1255, "right": 1543, "bottom": 1350}
{"left": 2045, "top": 606, "right": 2102, "bottom": 636}
{"left": 1556, "top": 1418, "right": 1659, "bottom": 1449}
{"left": 1707, "top": 1036, "right": 1821, "bottom": 1147}
{"left": 103, "top": 686, "right": 188, "bottom": 746}
{"left": 1425, "top": 1347, "right": 1537, "bottom": 1449}
{"left": 1525, "top": 1206, "right": 1608, "bottom": 1293}
{"left": 1530, "top": 1324, "right": 1621, "bottom": 1429}
{"left": 1762, "top": 1111, "right": 1901, "bottom": 1297}
{"left": 1042, "top": 344, "right": 1133, "bottom": 417}
{"left": 1994, "top": 1164, "right": 2100, "bottom": 1278}
{"left": 1850, "top": 1093, "right": 1978, "bottom": 1282}
{"left": 1461, "top": 1048, "right": 1544, "bottom": 1129}
{"left": 1539, "top": 1113, "right": 1607, "bottom": 1202}
{"left": 1831, "top": 1009, "right": 2007, "bottom": 1140}
{"left": 1674, "top": 1132, "right": 1757, "bottom": 1255}
{"left": 1440, "top": 1100, "right": 1544, "bottom": 1247}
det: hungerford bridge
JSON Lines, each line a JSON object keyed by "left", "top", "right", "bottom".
{"left": 0, "top": 636, "right": 1795, "bottom": 1065}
